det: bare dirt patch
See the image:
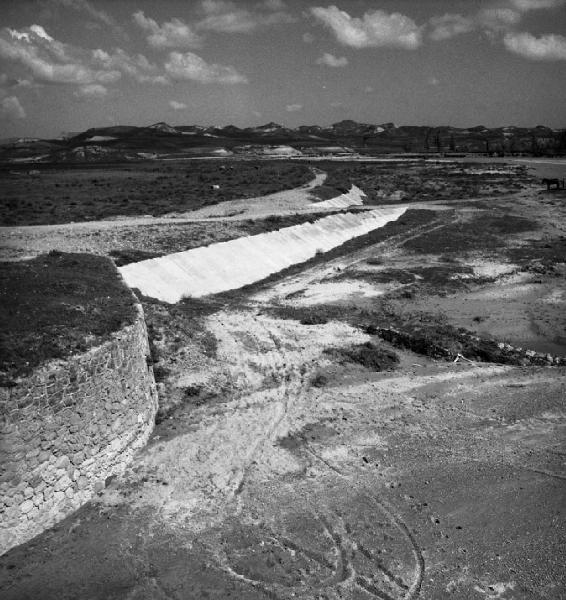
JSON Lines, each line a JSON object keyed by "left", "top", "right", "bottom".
{"left": 389, "top": 281, "right": 566, "bottom": 357}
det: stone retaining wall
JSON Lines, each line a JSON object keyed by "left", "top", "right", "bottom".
{"left": 0, "top": 303, "right": 158, "bottom": 555}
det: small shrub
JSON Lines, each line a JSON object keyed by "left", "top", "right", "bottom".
{"left": 300, "top": 313, "right": 329, "bottom": 325}
{"left": 152, "top": 364, "right": 170, "bottom": 382}
{"left": 326, "top": 342, "right": 399, "bottom": 371}
{"left": 184, "top": 385, "right": 202, "bottom": 397}
{"left": 310, "top": 372, "right": 328, "bottom": 388}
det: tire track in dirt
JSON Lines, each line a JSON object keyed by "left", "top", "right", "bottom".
{"left": 183, "top": 309, "right": 421, "bottom": 598}
{"left": 299, "top": 446, "right": 424, "bottom": 599}
{"left": 206, "top": 311, "right": 318, "bottom": 508}
{"left": 197, "top": 256, "right": 435, "bottom": 598}
{"left": 126, "top": 309, "right": 320, "bottom": 524}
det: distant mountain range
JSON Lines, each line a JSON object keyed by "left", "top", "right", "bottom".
{"left": 1, "top": 120, "right": 565, "bottom": 163}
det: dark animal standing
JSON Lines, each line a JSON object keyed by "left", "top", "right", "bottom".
{"left": 541, "top": 178, "right": 561, "bottom": 190}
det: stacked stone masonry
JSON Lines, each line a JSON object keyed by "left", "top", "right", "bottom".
{"left": 0, "top": 303, "right": 158, "bottom": 555}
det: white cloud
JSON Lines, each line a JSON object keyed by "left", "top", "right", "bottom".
{"left": 311, "top": 6, "right": 422, "bottom": 49}
{"left": 307, "top": 0, "right": 566, "bottom": 65}
{"left": 133, "top": 11, "right": 202, "bottom": 48}
{"left": 0, "top": 24, "right": 175, "bottom": 89}
{"left": 509, "top": 0, "right": 566, "bottom": 11}
{"left": 504, "top": 31, "right": 566, "bottom": 59}
{"left": 428, "top": 14, "right": 475, "bottom": 41}
{"left": 197, "top": 11, "right": 258, "bottom": 33}
{"left": 7, "top": 29, "right": 31, "bottom": 42}
{"left": 286, "top": 103, "right": 302, "bottom": 111}
{"left": 0, "top": 95, "right": 26, "bottom": 119}
{"left": 91, "top": 47, "right": 168, "bottom": 84}
{"left": 429, "top": 9, "right": 521, "bottom": 42}
{"left": 15, "top": 78, "right": 37, "bottom": 88}
{"left": 29, "top": 25, "right": 54, "bottom": 41}
{"left": 428, "top": 1, "right": 564, "bottom": 42}
{"left": 316, "top": 52, "right": 348, "bottom": 67}
{"left": 0, "top": 75, "right": 39, "bottom": 89}
{"left": 7, "top": 24, "right": 72, "bottom": 63}
{"left": 74, "top": 83, "right": 107, "bottom": 98}
{"left": 477, "top": 8, "right": 522, "bottom": 32}
{"left": 197, "top": 0, "right": 294, "bottom": 33}
{"left": 169, "top": 100, "right": 187, "bottom": 110}
{"left": 0, "top": 25, "right": 121, "bottom": 85}
{"left": 164, "top": 51, "right": 248, "bottom": 83}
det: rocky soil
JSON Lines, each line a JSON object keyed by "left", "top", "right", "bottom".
{"left": 0, "top": 162, "right": 564, "bottom": 599}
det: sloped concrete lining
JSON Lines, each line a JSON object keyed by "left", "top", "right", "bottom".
{"left": 310, "top": 184, "right": 366, "bottom": 210}
{"left": 119, "top": 207, "right": 407, "bottom": 303}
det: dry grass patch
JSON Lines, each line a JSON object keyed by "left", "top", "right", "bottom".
{"left": 0, "top": 161, "right": 312, "bottom": 226}
{"left": 309, "top": 161, "right": 531, "bottom": 204}
{"left": 0, "top": 252, "right": 136, "bottom": 383}
{"left": 325, "top": 342, "right": 399, "bottom": 371}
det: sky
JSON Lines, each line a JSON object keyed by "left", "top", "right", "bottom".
{"left": 1, "top": 0, "right": 566, "bottom": 138}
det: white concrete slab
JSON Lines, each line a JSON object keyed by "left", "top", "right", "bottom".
{"left": 119, "top": 207, "right": 407, "bottom": 302}
{"left": 311, "top": 184, "right": 366, "bottom": 209}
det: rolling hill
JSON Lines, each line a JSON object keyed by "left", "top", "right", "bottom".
{"left": 1, "top": 120, "right": 564, "bottom": 163}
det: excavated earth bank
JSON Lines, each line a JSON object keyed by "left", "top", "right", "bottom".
{"left": 0, "top": 162, "right": 564, "bottom": 600}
